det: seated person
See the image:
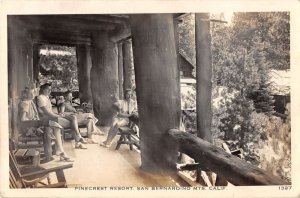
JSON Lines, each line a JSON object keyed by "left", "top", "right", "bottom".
{"left": 18, "top": 86, "right": 73, "bottom": 161}
{"left": 100, "top": 89, "right": 137, "bottom": 148}
{"left": 59, "top": 91, "right": 104, "bottom": 144}
{"left": 36, "top": 83, "right": 87, "bottom": 149}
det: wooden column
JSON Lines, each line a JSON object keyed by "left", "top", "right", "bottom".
{"left": 122, "top": 40, "right": 133, "bottom": 92}
{"left": 195, "top": 13, "right": 213, "bottom": 142}
{"left": 130, "top": 14, "right": 180, "bottom": 173}
{"left": 32, "top": 43, "right": 41, "bottom": 81}
{"left": 76, "top": 44, "right": 93, "bottom": 103}
{"left": 118, "top": 43, "right": 124, "bottom": 99}
{"left": 90, "top": 32, "right": 119, "bottom": 125}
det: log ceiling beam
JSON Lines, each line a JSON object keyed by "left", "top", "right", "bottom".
{"left": 17, "top": 16, "right": 117, "bottom": 32}
{"left": 31, "top": 30, "right": 92, "bottom": 46}
{"left": 12, "top": 15, "right": 130, "bottom": 45}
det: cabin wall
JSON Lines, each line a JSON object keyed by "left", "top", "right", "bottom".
{"left": 8, "top": 16, "right": 34, "bottom": 138}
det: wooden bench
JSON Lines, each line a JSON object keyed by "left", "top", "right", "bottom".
{"left": 9, "top": 99, "right": 56, "bottom": 161}
{"left": 10, "top": 151, "right": 73, "bottom": 188}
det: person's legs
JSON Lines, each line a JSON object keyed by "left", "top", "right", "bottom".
{"left": 58, "top": 116, "right": 87, "bottom": 149}
{"left": 83, "top": 118, "right": 98, "bottom": 144}
{"left": 101, "top": 118, "right": 128, "bottom": 147}
{"left": 58, "top": 115, "right": 84, "bottom": 143}
{"left": 76, "top": 113, "right": 104, "bottom": 136}
{"left": 52, "top": 127, "right": 64, "bottom": 155}
{"left": 52, "top": 127, "right": 73, "bottom": 161}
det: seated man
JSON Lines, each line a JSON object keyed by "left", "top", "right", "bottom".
{"left": 59, "top": 91, "right": 104, "bottom": 144}
{"left": 36, "top": 83, "right": 87, "bottom": 149}
{"left": 100, "top": 89, "right": 137, "bottom": 148}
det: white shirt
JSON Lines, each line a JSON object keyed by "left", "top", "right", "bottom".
{"left": 36, "top": 94, "right": 53, "bottom": 117}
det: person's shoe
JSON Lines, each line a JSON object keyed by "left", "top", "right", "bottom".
{"left": 79, "top": 138, "right": 88, "bottom": 144}
{"left": 75, "top": 142, "right": 87, "bottom": 149}
{"left": 59, "top": 153, "right": 74, "bottom": 162}
{"left": 99, "top": 141, "right": 110, "bottom": 148}
{"left": 87, "top": 138, "right": 97, "bottom": 144}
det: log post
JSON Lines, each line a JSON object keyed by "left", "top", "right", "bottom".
{"left": 195, "top": 13, "right": 213, "bottom": 142}
{"left": 32, "top": 43, "right": 41, "bottom": 81}
{"left": 122, "top": 40, "right": 133, "bottom": 92}
{"left": 43, "top": 127, "right": 53, "bottom": 162}
{"left": 76, "top": 44, "right": 93, "bottom": 103}
{"left": 90, "top": 32, "right": 119, "bottom": 125}
{"left": 118, "top": 43, "right": 124, "bottom": 99}
{"left": 130, "top": 14, "right": 180, "bottom": 173}
{"left": 168, "top": 129, "right": 289, "bottom": 185}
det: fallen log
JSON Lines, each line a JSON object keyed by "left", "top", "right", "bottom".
{"left": 168, "top": 129, "right": 289, "bottom": 186}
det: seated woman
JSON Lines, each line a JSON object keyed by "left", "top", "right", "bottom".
{"left": 18, "top": 86, "right": 73, "bottom": 162}
{"left": 100, "top": 89, "right": 137, "bottom": 148}
{"left": 59, "top": 91, "right": 104, "bottom": 144}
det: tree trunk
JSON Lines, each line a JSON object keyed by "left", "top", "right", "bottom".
{"left": 122, "top": 40, "right": 133, "bottom": 92}
{"left": 195, "top": 13, "right": 213, "bottom": 142}
{"left": 33, "top": 44, "right": 41, "bottom": 82}
{"left": 130, "top": 14, "right": 180, "bottom": 173}
{"left": 90, "top": 32, "right": 119, "bottom": 125}
{"left": 118, "top": 43, "right": 124, "bottom": 99}
{"left": 77, "top": 44, "right": 93, "bottom": 103}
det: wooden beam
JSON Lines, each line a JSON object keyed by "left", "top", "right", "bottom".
{"left": 110, "top": 23, "right": 131, "bottom": 43}
{"left": 168, "top": 129, "right": 289, "bottom": 185}
{"left": 18, "top": 15, "right": 117, "bottom": 33}
{"left": 195, "top": 13, "right": 213, "bottom": 142}
{"left": 31, "top": 30, "right": 91, "bottom": 46}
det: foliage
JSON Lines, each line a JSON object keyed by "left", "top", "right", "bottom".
{"left": 181, "top": 88, "right": 197, "bottom": 134}
{"left": 210, "top": 12, "right": 290, "bottom": 165}
{"left": 38, "top": 45, "right": 78, "bottom": 91}
{"left": 179, "top": 12, "right": 290, "bottom": 180}
{"left": 252, "top": 106, "right": 291, "bottom": 183}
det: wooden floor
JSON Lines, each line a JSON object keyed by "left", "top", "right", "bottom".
{"left": 52, "top": 127, "right": 188, "bottom": 187}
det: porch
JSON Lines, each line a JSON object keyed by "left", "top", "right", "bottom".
{"left": 62, "top": 127, "right": 187, "bottom": 187}
{"left": 8, "top": 13, "right": 288, "bottom": 188}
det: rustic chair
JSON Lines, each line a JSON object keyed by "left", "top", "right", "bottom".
{"left": 9, "top": 150, "right": 73, "bottom": 188}
{"left": 9, "top": 138, "right": 73, "bottom": 188}
{"left": 115, "top": 120, "right": 140, "bottom": 150}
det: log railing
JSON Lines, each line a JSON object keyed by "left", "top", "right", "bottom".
{"left": 168, "top": 129, "right": 289, "bottom": 186}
